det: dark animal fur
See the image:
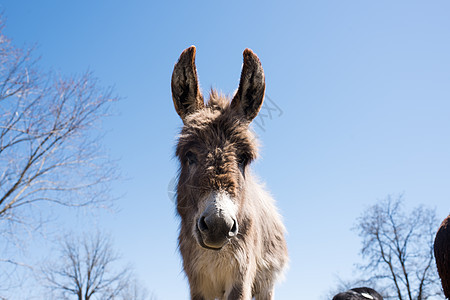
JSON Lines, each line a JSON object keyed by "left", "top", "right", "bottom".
{"left": 435, "top": 215, "right": 450, "bottom": 298}
{"left": 333, "top": 287, "right": 383, "bottom": 300}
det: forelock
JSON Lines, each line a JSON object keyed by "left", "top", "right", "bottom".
{"left": 176, "top": 90, "right": 258, "bottom": 160}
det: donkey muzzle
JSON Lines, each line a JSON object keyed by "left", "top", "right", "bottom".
{"left": 196, "top": 192, "right": 238, "bottom": 250}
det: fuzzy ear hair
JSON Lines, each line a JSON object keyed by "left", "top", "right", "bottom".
{"left": 171, "top": 46, "right": 204, "bottom": 121}
{"left": 231, "top": 48, "right": 265, "bottom": 122}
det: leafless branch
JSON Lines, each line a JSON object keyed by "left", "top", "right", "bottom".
{"left": 0, "top": 16, "right": 117, "bottom": 237}
{"left": 0, "top": 15, "right": 118, "bottom": 295}
{"left": 40, "top": 232, "right": 151, "bottom": 300}
{"left": 353, "top": 195, "right": 443, "bottom": 300}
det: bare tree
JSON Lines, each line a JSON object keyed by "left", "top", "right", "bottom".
{"left": 117, "top": 279, "right": 156, "bottom": 300}
{"left": 0, "top": 16, "right": 117, "bottom": 296}
{"left": 41, "top": 232, "right": 150, "bottom": 300}
{"left": 0, "top": 18, "right": 116, "bottom": 240}
{"left": 354, "top": 195, "right": 443, "bottom": 300}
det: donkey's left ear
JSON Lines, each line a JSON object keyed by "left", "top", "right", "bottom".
{"left": 231, "top": 49, "right": 265, "bottom": 122}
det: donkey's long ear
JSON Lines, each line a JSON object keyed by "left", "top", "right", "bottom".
{"left": 171, "top": 46, "right": 204, "bottom": 121}
{"left": 231, "top": 49, "right": 265, "bottom": 122}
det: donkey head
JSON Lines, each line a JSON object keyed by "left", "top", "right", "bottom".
{"left": 172, "top": 46, "right": 265, "bottom": 250}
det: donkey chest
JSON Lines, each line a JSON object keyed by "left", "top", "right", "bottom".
{"left": 192, "top": 249, "right": 242, "bottom": 296}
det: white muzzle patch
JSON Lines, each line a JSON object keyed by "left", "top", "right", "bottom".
{"left": 203, "top": 191, "right": 238, "bottom": 221}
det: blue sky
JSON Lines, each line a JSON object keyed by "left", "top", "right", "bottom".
{"left": 1, "top": 1, "right": 450, "bottom": 299}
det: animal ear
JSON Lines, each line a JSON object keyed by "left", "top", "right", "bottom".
{"left": 171, "top": 46, "right": 204, "bottom": 121}
{"left": 231, "top": 48, "right": 265, "bottom": 122}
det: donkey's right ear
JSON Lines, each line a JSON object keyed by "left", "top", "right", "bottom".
{"left": 171, "top": 46, "right": 204, "bottom": 121}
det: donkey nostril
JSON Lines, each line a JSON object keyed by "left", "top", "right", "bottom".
{"left": 228, "top": 220, "right": 238, "bottom": 237}
{"left": 198, "top": 216, "right": 208, "bottom": 233}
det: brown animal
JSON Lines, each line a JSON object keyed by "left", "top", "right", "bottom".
{"left": 435, "top": 214, "right": 450, "bottom": 299}
{"left": 171, "top": 46, "right": 288, "bottom": 300}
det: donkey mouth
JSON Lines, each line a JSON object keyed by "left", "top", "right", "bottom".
{"left": 195, "top": 224, "right": 229, "bottom": 251}
{"left": 198, "top": 237, "right": 226, "bottom": 251}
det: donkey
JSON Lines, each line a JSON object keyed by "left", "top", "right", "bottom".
{"left": 171, "top": 46, "right": 288, "bottom": 300}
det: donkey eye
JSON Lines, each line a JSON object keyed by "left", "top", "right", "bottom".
{"left": 237, "top": 154, "right": 249, "bottom": 168}
{"left": 186, "top": 151, "right": 197, "bottom": 165}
